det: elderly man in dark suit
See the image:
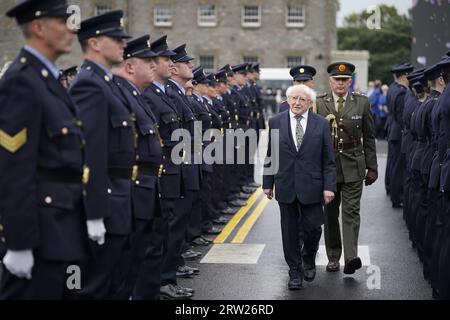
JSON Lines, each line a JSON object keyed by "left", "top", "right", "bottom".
{"left": 263, "top": 84, "right": 336, "bottom": 290}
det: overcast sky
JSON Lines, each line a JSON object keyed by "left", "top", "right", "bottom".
{"left": 338, "top": 0, "right": 412, "bottom": 26}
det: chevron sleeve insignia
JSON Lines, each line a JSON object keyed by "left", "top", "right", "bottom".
{"left": 0, "top": 128, "right": 27, "bottom": 153}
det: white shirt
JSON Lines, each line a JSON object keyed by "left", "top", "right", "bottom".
{"left": 289, "top": 109, "right": 309, "bottom": 150}
{"left": 332, "top": 92, "right": 349, "bottom": 112}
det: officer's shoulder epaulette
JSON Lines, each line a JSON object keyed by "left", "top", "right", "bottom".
{"left": 280, "top": 100, "right": 287, "bottom": 104}
{"left": 353, "top": 92, "right": 369, "bottom": 99}
{"left": 316, "top": 92, "right": 328, "bottom": 99}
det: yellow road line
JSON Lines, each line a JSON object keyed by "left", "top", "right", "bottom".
{"left": 231, "top": 197, "right": 270, "bottom": 244}
{"left": 214, "top": 188, "right": 262, "bottom": 244}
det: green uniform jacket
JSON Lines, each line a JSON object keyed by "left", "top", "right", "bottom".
{"left": 316, "top": 91, "right": 378, "bottom": 183}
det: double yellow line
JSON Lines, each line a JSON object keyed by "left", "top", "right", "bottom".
{"left": 214, "top": 188, "right": 270, "bottom": 244}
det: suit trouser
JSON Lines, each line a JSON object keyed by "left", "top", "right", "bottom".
{"left": 186, "top": 190, "right": 203, "bottom": 242}
{"left": 72, "top": 234, "right": 129, "bottom": 299}
{"left": 390, "top": 140, "right": 404, "bottom": 205}
{"left": 415, "top": 174, "right": 430, "bottom": 261}
{"left": 437, "top": 194, "right": 450, "bottom": 297}
{"left": 279, "top": 200, "right": 322, "bottom": 278}
{"left": 161, "top": 192, "right": 194, "bottom": 286}
{"left": 385, "top": 140, "right": 394, "bottom": 194}
{"left": 423, "top": 190, "right": 440, "bottom": 281}
{"left": 201, "top": 171, "right": 219, "bottom": 232}
{"left": 324, "top": 180, "right": 363, "bottom": 262}
{"left": 0, "top": 256, "right": 77, "bottom": 300}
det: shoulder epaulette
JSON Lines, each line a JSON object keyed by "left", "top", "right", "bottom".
{"left": 316, "top": 92, "right": 328, "bottom": 99}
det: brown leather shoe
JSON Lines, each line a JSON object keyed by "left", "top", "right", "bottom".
{"left": 326, "top": 261, "right": 340, "bottom": 272}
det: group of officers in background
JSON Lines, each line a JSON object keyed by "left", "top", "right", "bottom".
{"left": 384, "top": 53, "right": 450, "bottom": 299}
{"left": 0, "top": 0, "right": 265, "bottom": 300}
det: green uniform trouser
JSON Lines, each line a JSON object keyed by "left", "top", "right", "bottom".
{"left": 324, "top": 180, "right": 363, "bottom": 262}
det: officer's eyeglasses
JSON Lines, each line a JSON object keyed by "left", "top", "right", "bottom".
{"left": 289, "top": 96, "right": 311, "bottom": 104}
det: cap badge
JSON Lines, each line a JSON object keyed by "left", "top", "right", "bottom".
{"left": 300, "top": 68, "right": 305, "bottom": 74}
{"left": 338, "top": 64, "right": 346, "bottom": 72}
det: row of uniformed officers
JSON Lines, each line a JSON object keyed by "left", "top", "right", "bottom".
{"left": 0, "top": 0, "right": 265, "bottom": 300}
{"left": 384, "top": 54, "right": 450, "bottom": 299}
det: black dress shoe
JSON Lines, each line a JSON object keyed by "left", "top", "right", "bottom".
{"left": 236, "top": 192, "right": 250, "bottom": 199}
{"left": 392, "top": 203, "right": 403, "bottom": 209}
{"left": 229, "top": 199, "right": 247, "bottom": 207}
{"left": 248, "top": 182, "right": 261, "bottom": 188}
{"left": 200, "top": 235, "right": 213, "bottom": 244}
{"left": 203, "top": 226, "right": 222, "bottom": 235}
{"left": 175, "top": 285, "right": 195, "bottom": 294}
{"left": 241, "top": 186, "right": 255, "bottom": 193}
{"left": 160, "top": 284, "right": 192, "bottom": 300}
{"left": 343, "top": 257, "right": 362, "bottom": 274}
{"left": 179, "top": 265, "right": 200, "bottom": 275}
{"left": 326, "top": 261, "right": 340, "bottom": 272}
{"left": 213, "top": 217, "right": 229, "bottom": 225}
{"left": 191, "top": 237, "right": 210, "bottom": 246}
{"left": 176, "top": 266, "right": 194, "bottom": 278}
{"left": 181, "top": 249, "right": 202, "bottom": 260}
{"left": 288, "top": 278, "right": 303, "bottom": 290}
{"left": 221, "top": 208, "right": 237, "bottom": 215}
{"left": 303, "top": 267, "right": 316, "bottom": 282}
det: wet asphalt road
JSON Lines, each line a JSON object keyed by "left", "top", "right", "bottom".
{"left": 179, "top": 140, "right": 433, "bottom": 300}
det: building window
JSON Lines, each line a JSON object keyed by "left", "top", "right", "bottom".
{"left": 154, "top": 4, "right": 172, "bottom": 27}
{"left": 199, "top": 56, "right": 215, "bottom": 74}
{"left": 242, "top": 5, "right": 261, "bottom": 27}
{"left": 286, "top": 5, "right": 306, "bottom": 27}
{"left": 244, "top": 56, "right": 259, "bottom": 64}
{"left": 95, "top": 4, "right": 112, "bottom": 16}
{"left": 287, "top": 56, "right": 304, "bottom": 68}
{"left": 198, "top": 5, "right": 217, "bottom": 27}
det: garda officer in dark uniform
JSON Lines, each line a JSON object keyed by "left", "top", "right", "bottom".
{"left": 436, "top": 57, "right": 450, "bottom": 299}
{"left": 69, "top": 10, "right": 136, "bottom": 299}
{"left": 164, "top": 44, "right": 206, "bottom": 270}
{"left": 279, "top": 65, "right": 317, "bottom": 113}
{"left": 385, "top": 63, "right": 414, "bottom": 206}
{"left": 248, "top": 63, "right": 267, "bottom": 140}
{"left": 414, "top": 63, "right": 446, "bottom": 264}
{"left": 142, "top": 35, "right": 194, "bottom": 300}
{"left": 188, "top": 67, "right": 223, "bottom": 235}
{"left": 316, "top": 62, "right": 378, "bottom": 274}
{"left": 109, "top": 34, "right": 165, "bottom": 300}
{"left": 0, "top": 0, "right": 90, "bottom": 299}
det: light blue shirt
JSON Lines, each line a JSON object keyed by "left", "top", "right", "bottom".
{"left": 23, "top": 45, "right": 60, "bottom": 79}
{"left": 193, "top": 92, "right": 203, "bottom": 102}
{"left": 153, "top": 81, "right": 166, "bottom": 94}
{"left": 168, "top": 79, "right": 186, "bottom": 95}
{"left": 203, "top": 96, "right": 213, "bottom": 106}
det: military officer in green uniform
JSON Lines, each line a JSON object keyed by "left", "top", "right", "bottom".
{"left": 316, "top": 62, "right": 378, "bottom": 274}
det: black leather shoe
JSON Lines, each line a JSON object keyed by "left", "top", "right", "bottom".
{"left": 181, "top": 249, "right": 202, "bottom": 260}
{"left": 236, "top": 192, "right": 250, "bottom": 199}
{"left": 288, "top": 278, "right": 303, "bottom": 290}
{"left": 179, "top": 265, "right": 199, "bottom": 275}
{"left": 176, "top": 266, "right": 194, "bottom": 278}
{"left": 303, "top": 267, "right": 316, "bottom": 282}
{"left": 326, "top": 261, "right": 340, "bottom": 272}
{"left": 248, "top": 182, "right": 261, "bottom": 188}
{"left": 204, "top": 226, "right": 222, "bottom": 235}
{"left": 213, "top": 217, "right": 229, "bottom": 225}
{"left": 343, "top": 257, "right": 362, "bottom": 274}
{"left": 221, "top": 208, "right": 237, "bottom": 215}
{"left": 200, "top": 235, "right": 213, "bottom": 244}
{"left": 190, "top": 237, "right": 210, "bottom": 246}
{"left": 160, "top": 284, "right": 192, "bottom": 300}
{"left": 241, "top": 186, "right": 255, "bottom": 193}
{"left": 175, "top": 285, "right": 195, "bottom": 294}
{"left": 392, "top": 203, "right": 403, "bottom": 209}
{"left": 229, "top": 199, "right": 247, "bottom": 207}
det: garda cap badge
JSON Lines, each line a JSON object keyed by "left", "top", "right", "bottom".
{"left": 338, "top": 64, "right": 346, "bottom": 72}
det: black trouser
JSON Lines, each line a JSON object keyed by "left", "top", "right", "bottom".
{"left": 186, "top": 191, "right": 203, "bottom": 242}
{"left": 390, "top": 140, "right": 404, "bottom": 205}
{"left": 201, "top": 171, "right": 219, "bottom": 232}
{"left": 160, "top": 192, "right": 194, "bottom": 286}
{"left": 0, "top": 256, "right": 78, "bottom": 300}
{"left": 72, "top": 234, "right": 129, "bottom": 300}
{"left": 423, "top": 190, "right": 440, "bottom": 281}
{"left": 279, "top": 200, "right": 322, "bottom": 279}
{"left": 385, "top": 140, "right": 394, "bottom": 194}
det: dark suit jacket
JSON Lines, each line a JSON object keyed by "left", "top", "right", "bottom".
{"left": 263, "top": 110, "right": 336, "bottom": 205}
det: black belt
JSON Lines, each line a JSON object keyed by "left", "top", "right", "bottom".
{"left": 37, "top": 167, "right": 87, "bottom": 184}
{"left": 336, "top": 140, "right": 361, "bottom": 151}
{"left": 109, "top": 166, "right": 137, "bottom": 181}
{"left": 136, "top": 162, "right": 162, "bottom": 177}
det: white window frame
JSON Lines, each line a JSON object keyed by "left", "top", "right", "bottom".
{"left": 199, "top": 55, "right": 215, "bottom": 74}
{"left": 287, "top": 56, "right": 304, "bottom": 68}
{"left": 198, "top": 5, "right": 217, "bottom": 27}
{"left": 242, "top": 5, "right": 261, "bottom": 28}
{"left": 154, "top": 4, "right": 173, "bottom": 27}
{"left": 286, "top": 4, "right": 306, "bottom": 28}
{"left": 95, "top": 4, "right": 112, "bottom": 16}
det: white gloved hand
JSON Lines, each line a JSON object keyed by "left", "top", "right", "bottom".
{"left": 86, "top": 219, "right": 106, "bottom": 245}
{"left": 3, "top": 249, "right": 34, "bottom": 280}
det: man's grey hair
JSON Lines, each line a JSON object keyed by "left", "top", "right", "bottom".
{"left": 286, "top": 84, "right": 317, "bottom": 104}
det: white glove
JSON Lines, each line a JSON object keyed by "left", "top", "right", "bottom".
{"left": 86, "top": 219, "right": 106, "bottom": 245}
{"left": 3, "top": 249, "right": 34, "bottom": 280}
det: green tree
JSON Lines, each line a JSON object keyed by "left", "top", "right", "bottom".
{"left": 338, "top": 5, "right": 412, "bottom": 84}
